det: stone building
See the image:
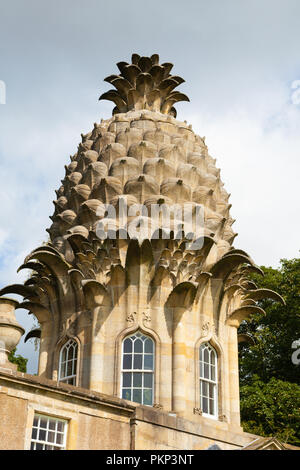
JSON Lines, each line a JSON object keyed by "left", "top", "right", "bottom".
{"left": 0, "top": 54, "right": 296, "bottom": 450}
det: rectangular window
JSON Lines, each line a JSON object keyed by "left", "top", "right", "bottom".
{"left": 30, "top": 414, "right": 68, "bottom": 450}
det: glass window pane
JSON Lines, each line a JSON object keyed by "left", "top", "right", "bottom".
{"left": 134, "top": 339, "right": 143, "bottom": 353}
{"left": 123, "top": 354, "right": 132, "bottom": 369}
{"left": 40, "top": 418, "right": 47, "bottom": 429}
{"left": 57, "top": 421, "right": 64, "bottom": 433}
{"left": 133, "top": 372, "right": 142, "bottom": 387}
{"left": 202, "top": 380, "right": 208, "bottom": 397}
{"left": 204, "top": 348, "right": 209, "bottom": 364}
{"left": 132, "top": 389, "right": 142, "bottom": 404}
{"left": 209, "top": 399, "right": 215, "bottom": 415}
{"left": 143, "top": 389, "right": 153, "bottom": 406}
{"left": 133, "top": 354, "right": 142, "bottom": 369}
{"left": 209, "top": 382, "right": 215, "bottom": 399}
{"left": 67, "top": 360, "right": 73, "bottom": 377}
{"left": 61, "top": 348, "right": 67, "bottom": 362}
{"left": 123, "top": 372, "right": 132, "bottom": 387}
{"left": 204, "top": 362, "right": 209, "bottom": 379}
{"left": 123, "top": 338, "right": 132, "bottom": 353}
{"left": 36, "top": 443, "right": 43, "bottom": 450}
{"left": 202, "top": 396, "right": 208, "bottom": 414}
{"left": 144, "top": 355, "right": 153, "bottom": 370}
{"left": 48, "top": 420, "right": 56, "bottom": 431}
{"left": 31, "top": 428, "right": 37, "bottom": 440}
{"left": 33, "top": 417, "right": 39, "bottom": 427}
{"left": 60, "top": 362, "right": 66, "bottom": 379}
{"left": 211, "top": 364, "right": 215, "bottom": 381}
{"left": 48, "top": 431, "right": 55, "bottom": 443}
{"left": 39, "top": 429, "right": 46, "bottom": 441}
{"left": 122, "top": 388, "right": 131, "bottom": 401}
{"left": 144, "top": 373, "right": 153, "bottom": 388}
{"left": 56, "top": 433, "right": 64, "bottom": 445}
{"left": 144, "top": 338, "right": 153, "bottom": 353}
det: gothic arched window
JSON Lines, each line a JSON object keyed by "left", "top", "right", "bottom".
{"left": 58, "top": 339, "right": 78, "bottom": 385}
{"left": 199, "top": 342, "right": 218, "bottom": 418}
{"left": 121, "top": 331, "right": 154, "bottom": 406}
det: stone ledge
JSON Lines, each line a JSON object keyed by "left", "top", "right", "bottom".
{"left": 0, "top": 369, "right": 136, "bottom": 415}
{"left": 133, "top": 405, "right": 257, "bottom": 448}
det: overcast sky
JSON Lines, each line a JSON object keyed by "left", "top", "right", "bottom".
{"left": 0, "top": 0, "right": 299, "bottom": 373}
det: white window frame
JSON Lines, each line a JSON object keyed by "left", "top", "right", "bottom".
{"left": 58, "top": 338, "right": 78, "bottom": 385}
{"left": 30, "top": 413, "right": 68, "bottom": 450}
{"left": 199, "top": 342, "right": 218, "bottom": 419}
{"left": 120, "top": 331, "right": 155, "bottom": 406}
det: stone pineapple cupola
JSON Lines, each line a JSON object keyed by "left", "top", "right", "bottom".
{"left": 0, "top": 54, "right": 284, "bottom": 430}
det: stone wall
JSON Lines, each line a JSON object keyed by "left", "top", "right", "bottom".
{"left": 0, "top": 369, "right": 256, "bottom": 450}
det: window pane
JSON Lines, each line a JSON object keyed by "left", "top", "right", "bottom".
{"left": 144, "top": 355, "right": 153, "bottom": 370}
{"left": 48, "top": 431, "right": 55, "bottom": 443}
{"left": 60, "top": 362, "right": 66, "bottom": 379}
{"left": 202, "top": 381, "right": 208, "bottom": 398}
{"left": 61, "top": 348, "right": 67, "bottom": 362}
{"left": 133, "top": 372, "right": 142, "bottom": 387}
{"left": 122, "top": 388, "right": 131, "bottom": 401}
{"left": 31, "top": 428, "right": 37, "bottom": 440}
{"left": 123, "top": 354, "right": 132, "bottom": 369}
{"left": 204, "top": 362, "right": 209, "bottom": 379}
{"left": 40, "top": 418, "right": 47, "bottom": 429}
{"left": 48, "top": 420, "right": 56, "bottom": 431}
{"left": 38, "top": 429, "right": 46, "bottom": 441}
{"left": 133, "top": 354, "right": 142, "bottom": 369}
{"left": 132, "top": 389, "right": 142, "bottom": 404}
{"left": 123, "top": 372, "right": 132, "bottom": 387}
{"left": 143, "top": 389, "right": 153, "bottom": 406}
{"left": 33, "top": 417, "right": 39, "bottom": 427}
{"left": 211, "top": 364, "right": 215, "bottom": 381}
{"left": 204, "top": 348, "right": 209, "bottom": 363}
{"left": 123, "top": 338, "right": 132, "bottom": 353}
{"left": 144, "top": 373, "right": 153, "bottom": 388}
{"left": 144, "top": 338, "right": 153, "bottom": 353}
{"left": 209, "top": 383, "right": 215, "bottom": 399}
{"left": 134, "top": 339, "right": 143, "bottom": 353}
{"left": 57, "top": 421, "right": 64, "bottom": 433}
{"left": 202, "top": 396, "right": 208, "bottom": 414}
{"left": 56, "top": 433, "right": 64, "bottom": 445}
{"left": 209, "top": 398, "right": 215, "bottom": 415}
{"left": 67, "top": 360, "right": 73, "bottom": 377}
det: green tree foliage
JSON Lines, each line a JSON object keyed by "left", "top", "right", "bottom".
{"left": 238, "top": 256, "right": 300, "bottom": 445}
{"left": 8, "top": 348, "right": 27, "bottom": 373}
{"left": 240, "top": 376, "right": 300, "bottom": 446}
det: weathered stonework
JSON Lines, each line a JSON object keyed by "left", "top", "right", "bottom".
{"left": 0, "top": 54, "right": 293, "bottom": 450}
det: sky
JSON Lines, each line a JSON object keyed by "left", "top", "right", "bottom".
{"left": 0, "top": 0, "right": 299, "bottom": 373}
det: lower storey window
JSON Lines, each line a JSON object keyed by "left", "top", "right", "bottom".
{"left": 30, "top": 414, "right": 67, "bottom": 450}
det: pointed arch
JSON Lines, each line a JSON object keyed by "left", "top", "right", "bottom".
{"left": 114, "top": 325, "right": 161, "bottom": 406}
{"left": 57, "top": 337, "right": 79, "bottom": 385}
{"left": 120, "top": 330, "right": 155, "bottom": 406}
